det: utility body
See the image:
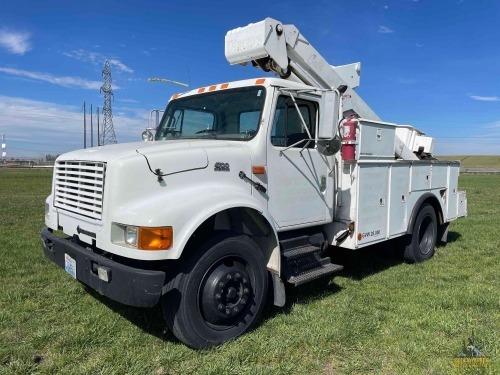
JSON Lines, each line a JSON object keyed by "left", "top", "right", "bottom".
{"left": 41, "top": 18, "right": 467, "bottom": 348}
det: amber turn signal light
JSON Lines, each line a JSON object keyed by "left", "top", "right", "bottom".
{"left": 138, "top": 227, "right": 173, "bottom": 250}
{"left": 252, "top": 165, "right": 266, "bottom": 175}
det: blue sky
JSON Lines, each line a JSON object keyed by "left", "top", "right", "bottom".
{"left": 1, "top": 0, "right": 499, "bottom": 158}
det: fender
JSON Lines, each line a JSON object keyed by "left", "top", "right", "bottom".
{"left": 407, "top": 192, "right": 444, "bottom": 234}
{"left": 110, "top": 182, "right": 279, "bottom": 262}
{"left": 170, "top": 190, "right": 279, "bottom": 262}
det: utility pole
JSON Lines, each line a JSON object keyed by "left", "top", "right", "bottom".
{"left": 1, "top": 134, "right": 6, "bottom": 163}
{"left": 83, "top": 101, "right": 87, "bottom": 149}
{"left": 90, "top": 104, "right": 93, "bottom": 147}
{"left": 97, "top": 107, "right": 100, "bottom": 146}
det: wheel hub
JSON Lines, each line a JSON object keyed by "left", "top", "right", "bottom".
{"left": 200, "top": 261, "right": 253, "bottom": 325}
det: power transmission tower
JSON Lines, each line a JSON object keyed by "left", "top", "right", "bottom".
{"left": 100, "top": 61, "right": 117, "bottom": 145}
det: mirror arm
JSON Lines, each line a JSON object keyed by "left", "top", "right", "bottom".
{"left": 287, "top": 94, "right": 314, "bottom": 141}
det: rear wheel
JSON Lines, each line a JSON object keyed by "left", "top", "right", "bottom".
{"left": 162, "top": 233, "right": 268, "bottom": 349}
{"left": 403, "top": 203, "right": 437, "bottom": 263}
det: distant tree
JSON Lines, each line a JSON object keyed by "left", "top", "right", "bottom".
{"left": 45, "top": 154, "right": 60, "bottom": 162}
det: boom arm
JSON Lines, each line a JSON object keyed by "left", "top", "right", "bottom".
{"left": 225, "top": 18, "right": 380, "bottom": 121}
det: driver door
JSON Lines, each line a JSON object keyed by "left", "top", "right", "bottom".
{"left": 266, "top": 94, "right": 332, "bottom": 228}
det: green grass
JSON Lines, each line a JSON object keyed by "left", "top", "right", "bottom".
{"left": 437, "top": 155, "right": 500, "bottom": 168}
{"left": 1, "top": 169, "right": 499, "bottom": 374}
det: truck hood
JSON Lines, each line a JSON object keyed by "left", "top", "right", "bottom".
{"left": 59, "top": 140, "right": 190, "bottom": 162}
{"left": 57, "top": 140, "right": 246, "bottom": 176}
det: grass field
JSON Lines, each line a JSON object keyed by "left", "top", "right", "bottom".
{"left": 437, "top": 155, "right": 500, "bottom": 169}
{"left": 0, "top": 169, "right": 498, "bottom": 374}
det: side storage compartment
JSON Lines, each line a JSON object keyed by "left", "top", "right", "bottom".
{"left": 357, "top": 120, "right": 396, "bottom": 160}
{"left": 457, "top": 191, "right": 467, "bottom": 218}
{"left": 410, "top": 162, "right": 432, "bottom": 192}
{"left": 356, "top": 163, "right": 389, "bottom": 246}
{"left": 447, "top": 165, "right": 459, "bottom": 220}
{"left": 388, "top": 163, "right": 410, "bottom": 236}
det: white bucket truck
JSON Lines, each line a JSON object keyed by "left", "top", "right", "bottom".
{"left": 41, "top": 18, "right": 467, "bottom": 348}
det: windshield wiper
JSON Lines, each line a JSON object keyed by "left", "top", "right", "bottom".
{"left": 195, "top": 129, "right": 220, "bottom": 139}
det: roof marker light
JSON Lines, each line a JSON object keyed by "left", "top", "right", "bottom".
{"left": 255, "top": 78, "right": 266, "bottom": 85}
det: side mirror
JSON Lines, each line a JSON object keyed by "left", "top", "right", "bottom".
{"left": 317, "top": 135, "right": 341, "bottom": 156}
{"left": 318, "top": 90, "right": 340, "bottom": 139}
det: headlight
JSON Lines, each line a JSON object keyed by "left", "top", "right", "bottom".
{"left": 112, "top": 223, "right": 173, "bottom": 250}
{"left": 125, "top": 226, "right": 138, "bottom": 247}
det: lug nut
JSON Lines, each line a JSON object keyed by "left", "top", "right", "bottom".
{"left": 218, "top": 303, "right": 224, "bottom": 311}
{"left": 233, "top": 307, "right": 239, "bottom": 314}
{"left": 235, "top": 273, "right": 241, "bottom": 280}
{"left": 242, "top": 278, "right": 248, "bottom": 284}
{"left": 225, "top": 309, "right": 231, "bottom": 315}
{"left": 219, "top": 282, "right": 225, "bottom": 288}
{"left": 226, "top": 274, "right": 233, "bottom": 280}
{"left": 241, "top": 299, "right": 247, "bottom": 305}
{"left": 243, "top": 288, "right": 249, "bottom": 294}
{"left": 215, "top": 293, "right": 221, "bottom": 300}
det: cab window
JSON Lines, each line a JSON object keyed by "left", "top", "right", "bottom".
{"left": 271, "top": 96, "right": 317, "bottom": 148}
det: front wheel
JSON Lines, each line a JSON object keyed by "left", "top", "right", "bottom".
{"left": 402, "top": 203, "right": 438, "bottom": 263}
{"left": 162, "top": 233, "right": 268, "bottom": 349}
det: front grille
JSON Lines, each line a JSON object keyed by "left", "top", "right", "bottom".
{"left": 54, "top": 161, "right": 106, "bottom": 220}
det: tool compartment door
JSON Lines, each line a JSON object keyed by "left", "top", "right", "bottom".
{"left": 356, "top": 163, "right": 389, "bottom": 245}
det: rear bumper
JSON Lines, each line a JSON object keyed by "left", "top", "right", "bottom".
{"left": 40, "top": 227, "right": 165, "bottom": 308}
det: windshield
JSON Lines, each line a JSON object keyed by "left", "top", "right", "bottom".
{"left": 155, "top": 86, "right": 266, "bottom": 141}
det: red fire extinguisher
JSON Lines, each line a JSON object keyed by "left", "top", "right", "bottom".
{"left": 341, "top": 115, "right": 357, "bottom": 161}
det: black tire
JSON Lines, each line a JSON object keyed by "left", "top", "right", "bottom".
{"left": 403, "top": 203, "right": 438, "bottom": 263}
{"left": 162, "top": 232, "right": 268, "bottom": 349}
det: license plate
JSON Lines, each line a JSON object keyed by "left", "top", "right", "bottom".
{"left": 64, "top": 253, "right": 77, "bottom": 279}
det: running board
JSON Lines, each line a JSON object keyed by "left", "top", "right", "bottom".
{"left": 280, "top": 237, "right": 343, "bottom": 286}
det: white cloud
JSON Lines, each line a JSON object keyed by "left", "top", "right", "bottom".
{"left": 108, "top": 59, "right": 134, "bottom": 73}
{"left": 118, "top": 98, "right": 140, "bottom": 103}
{"left": 378, "top": 25, "right": 394, "bottom": 34}
{"left": 0, "top": 95, "right": 147, "bottom": 157}
{"left": 482, "top": 121, "right": 500, "bottom": 129}
{"left": 0, "top": 29, "right": 32, "bottom": 55}
{"left": 62, "top": 49, "right": 100, "bottom": 64}
{"left": 469, "top": 95, "right": 500, "bottom": 102}
{"left": 383, "top": 5, "right": 389, "bottom": 10}
{"left": 416, "top": 43, "right": 423, "bottom": 48}
{"left": 63, "top": 49, "right": 134, "bottom": 73}
{"left": 0, "top": 67, "right": 104, "bottom": 90}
